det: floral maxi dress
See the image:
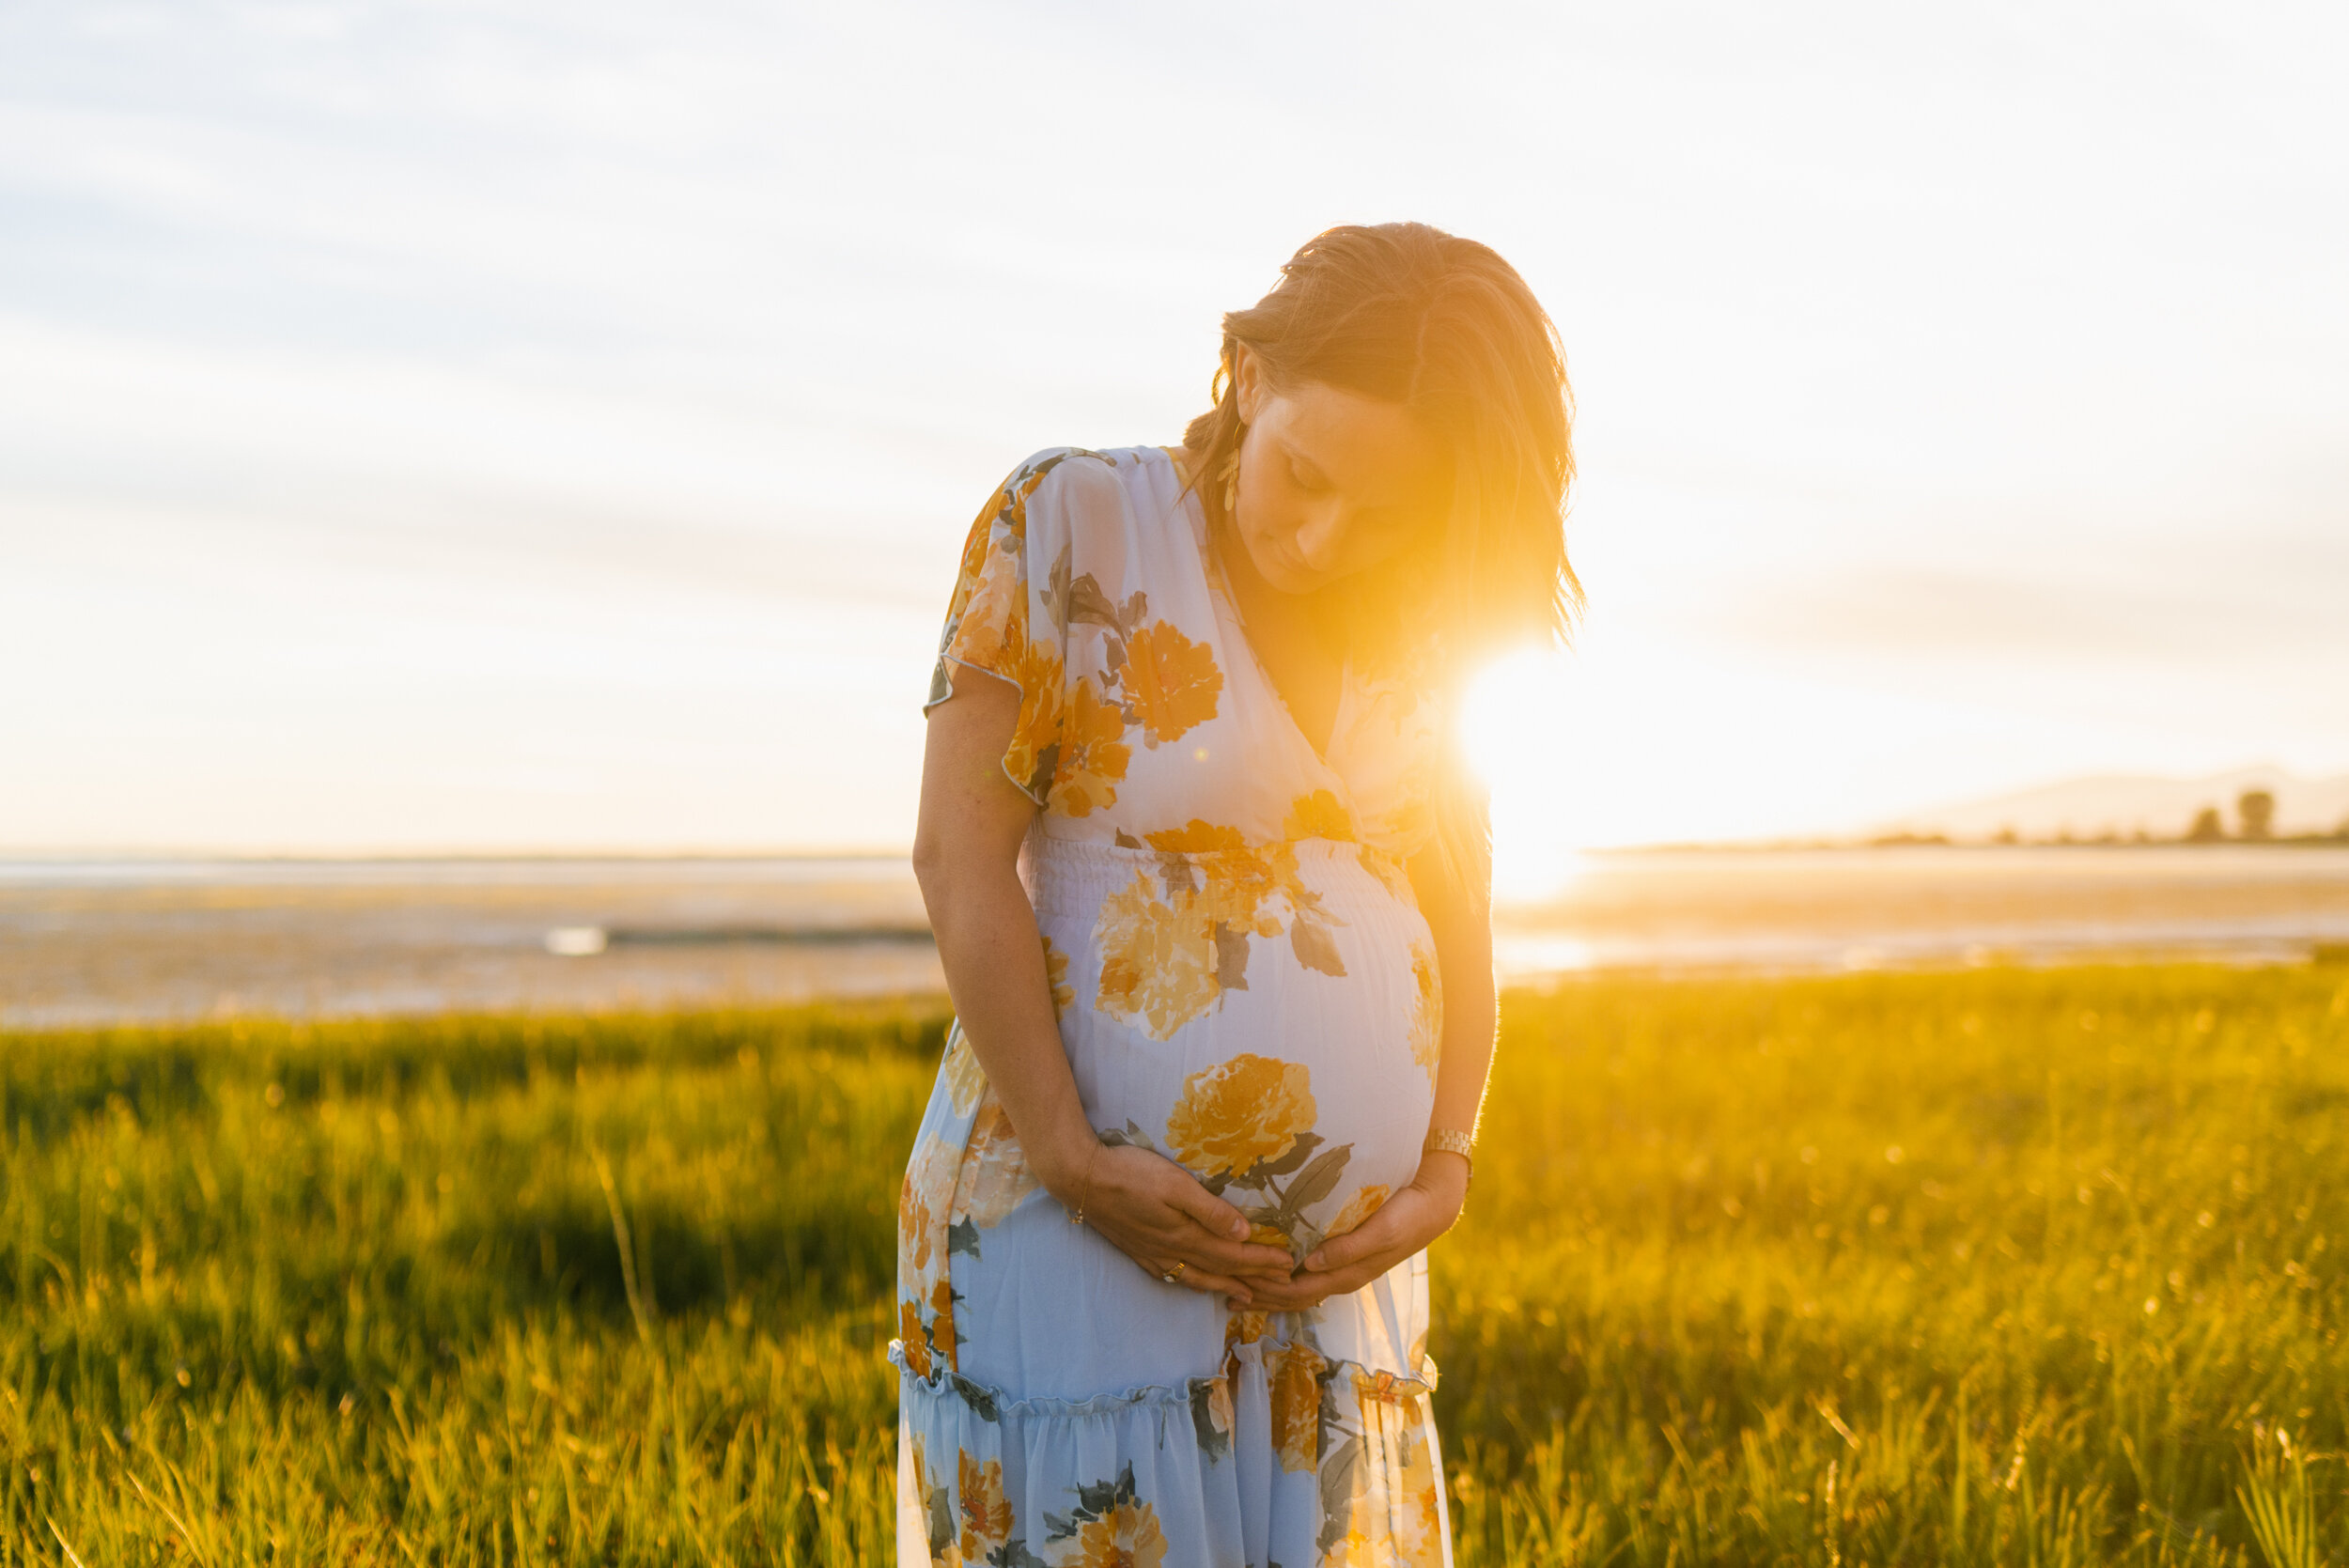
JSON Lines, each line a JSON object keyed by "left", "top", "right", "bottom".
{"left": 894, "top": 445, "right": 1453, "bottom": 1568}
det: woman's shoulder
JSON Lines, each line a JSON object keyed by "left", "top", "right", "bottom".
{"left": 996, "top": 443, "right": 1172, "bottom": 502}
{"left": 989, "top": 444, "right": 1184, "bottom": 549}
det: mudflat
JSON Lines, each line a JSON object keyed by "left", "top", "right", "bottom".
{"left": 7, "top": 846, "right": 2349, "bottom": 1028}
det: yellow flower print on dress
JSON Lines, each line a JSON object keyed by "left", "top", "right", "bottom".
{"left": 1156, "top": 1054, "right": 1357, "bottom": 1261}
{"left": 940, "top": 501, "right": 1023, "bottom": 672}
{"left": 1038, "top": 527, "right": 1221, "bottom": 808}
{"left": 1117, "top": 621, "right": 1222, "bottom": 746}
{"left": 1142, "top": 818, "right": 1249, "bottom": 856}
{"left": 1164, "top": 1054, "right": 1314, "bottom": 1180}
{"left": 907, "top": 1436, "right": 955, "bottom": 1564}
{"left": 1408, "top": 939, "right": 1442, "bottom": 1086}
{"left": 1094, "top": 870, "right": 1220, "bottom": 1041}
{"left": 1048, "top": 678, "right": 1129, "bottom": 818}
{"left": 899, "top": 1134, "right": 960, "bottom": 1283}
{"left": 934, "top": 449, "right": 1135, "bottom": 813}
{"left": 949, "top": 1097, "right": 1037, "bottom": 1234}
{"left": 956, "top": 1450, "right": 1017, "bottom": 1562}
{"left": 1190, "top": 1370, "right": 1236, "bottom": 1462}
{"left": 1042, "top": 1464, "right": 1168, "bottom": 1568}
{"left": 1283, "top": 788, "right": 1358, "bottom": 842}
{"left": 997, "top": 634, "right": 1068, "bottom": 805}
{"left": 897, "top": 1133, "right": 962, "bottom": 1374}
{"left": 941, "top": 1026, "right": 987, "bottom": 1117}
{"left": 1145, "top": 820, "right": 1289, "bottom": 939}
{"left": 1223, "top": 1310, "right": 1271, "bottom": 1351}
{"left": 926, "top": 1276, "right": 957, "bottom": 1376}
{"left": 1359, "top": 845, "right": 1418, "bottom": 907}
{"left": 1317, "top": 1398, "right": 1447, "bottom": 1567}
{"left": 1326, "top": 1183, "right": 1390, "bottom": 1239}
{"left": 1092, "top": 819, "right": 1349, "bottom": 1039}
{"left": 898, "top": 1297, "right": 932, "bottom": 1379}
{"left": 1268, "top": 1340, "right": 1330, "bottom": 1474}
{"left": 1396, "top": 1418, "right": 1448, "bottom": 1567}
{"left": 1040, "top": 934, "right": 1074, "bottom": 1017}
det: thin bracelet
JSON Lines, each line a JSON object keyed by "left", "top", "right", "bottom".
{"left": 1068, "top": 1141, "right": 1100, "bottom": 1226}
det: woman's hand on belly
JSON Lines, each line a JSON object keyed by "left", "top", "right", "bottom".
{"left": 1247, "top": 1151, "right": 1470, "bottom": 1311}
{"left": 1080, "top": 1142, "right": 1305, "bottom": 1305}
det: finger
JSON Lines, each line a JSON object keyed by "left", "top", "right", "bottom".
{"left": 1178, "top": 1269, "right": 1254, "bottom": 1304}
{"left": 1295, "top": 1262, "right": 1383, "bottom": 1299}
{"left": 1126, "top": 1211, "right": 1290, "bottom": 1276}
{"left": 1304, "top": 1195, "right": 1421, "bottom": 1272}
{"left": 1133, "top": 1254, "right": 1252, "bottom": 1305}
{"left": 1299, "top": 1249, "right": 1406, "bottom": 1297}
{"left": 1304, "top": 1218, "right": 1392, "bottom": 1273}
{"left": 1244, "top": 1278, "right": 1331, "bottom": 1312}
{"left": 1265, "top": 1253, "right": 1391, "bottom": 1306}
{"left": 1166, "top": 1180, "right": 1252, "bottom": 1243}
{"left": 1180, "top": 1234, "right": 1301, "bottom": 1275}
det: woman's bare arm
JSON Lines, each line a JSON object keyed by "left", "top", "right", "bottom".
{"left": 1411, "top": 834, "right": 1498, "bottom": 1195}
{"left": 912, "top": 675, "right": 1094, "bottom": 1179}
{"left": 913, "top": 675, "right": 1295, "bottom": 1299}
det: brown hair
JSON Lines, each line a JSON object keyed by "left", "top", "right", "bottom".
{"left": 1182, "top": 222, "right": 1579, "bottom": 666}
{"left": 1182, "top": 222, "right": 1578, "bottom": 899}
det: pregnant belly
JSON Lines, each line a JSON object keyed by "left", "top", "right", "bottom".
{"left": 1029, "top": 836, "right": 1443, "bottom": 1261}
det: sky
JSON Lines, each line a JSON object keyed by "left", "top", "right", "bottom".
{"left": 3, "top": 0, "right": 2344, "bottom": 868}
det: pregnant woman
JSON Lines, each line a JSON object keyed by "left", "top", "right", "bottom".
{"left": 895, "top": 222, "right": 1576, "bottom": 1568}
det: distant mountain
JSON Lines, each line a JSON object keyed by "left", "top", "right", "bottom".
{"left": 1879, "top": 768, "right": 2349, "bottom": 843}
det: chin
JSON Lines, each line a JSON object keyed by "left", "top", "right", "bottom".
{"left": 1249, "top": 550, "right": 1331, "bottom": 596}
{"left": 1261, "top": 567, "right": 1329, "bottom": 596}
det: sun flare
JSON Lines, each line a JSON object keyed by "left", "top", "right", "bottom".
{"left": 1464, "top": 649, "right": 1592, "bottom": 903}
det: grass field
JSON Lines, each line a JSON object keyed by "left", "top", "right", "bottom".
{"left": 5, "top": 963, "right": 2347, "bottom": 1564}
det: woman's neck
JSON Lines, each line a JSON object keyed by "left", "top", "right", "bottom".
{"left": 1208, "top": 505, "right": 1347, "bottom": 652}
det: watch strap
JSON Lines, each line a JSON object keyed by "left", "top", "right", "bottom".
{"left": 1423, "top": 1126, "right": 1475, "bottom": 1164}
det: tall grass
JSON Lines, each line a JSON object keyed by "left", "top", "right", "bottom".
{"left": 2, "top": 966, "right": 2344, "bottom": 1563}
{"left": 1443, "top": 965, "right": 2349, "bottom": 1564}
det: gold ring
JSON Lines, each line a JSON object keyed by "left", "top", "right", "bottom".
{"left": 1160, "top": 1262, "right": 1188, "bottom": 1284}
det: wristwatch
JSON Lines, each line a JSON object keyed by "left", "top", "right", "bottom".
{"left": 1423, "top": 1126, "right": 1475, "bottom": 1187}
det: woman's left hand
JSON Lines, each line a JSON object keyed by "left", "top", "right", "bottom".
{"left": 1245, "top": 1152, "right": 1470, "bottom": 1312}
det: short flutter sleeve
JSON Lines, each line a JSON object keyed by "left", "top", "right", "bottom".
{"left": 925, "top": 451, "right": 1081, "bottom": 807}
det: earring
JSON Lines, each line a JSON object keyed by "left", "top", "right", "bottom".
{"left": 1217, "top": 427, "right": 1244, "bottom": 516}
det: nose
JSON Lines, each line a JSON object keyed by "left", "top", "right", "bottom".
{"left": 1294, "top": 505, "right": 1346, "bottom": 573}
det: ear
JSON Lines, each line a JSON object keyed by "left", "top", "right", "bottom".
{"left": 1232, "top": 343, "right": 1265, "bottom": 426}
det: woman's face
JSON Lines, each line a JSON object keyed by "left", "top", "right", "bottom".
{"left": 1228, "top": 345, "right": 1451, "bottom": 597}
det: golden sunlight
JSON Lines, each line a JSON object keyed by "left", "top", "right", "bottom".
{"left": 1465, "top": 648, "right": 1591, "bottom": 903}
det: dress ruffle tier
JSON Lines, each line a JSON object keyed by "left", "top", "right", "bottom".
{"left": 893, "top": 1330, "right": 1449, "bottom": 1568}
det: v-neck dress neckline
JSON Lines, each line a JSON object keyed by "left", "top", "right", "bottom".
{"left": 1177, "top": 453, "right": 1355, "bottom": 775}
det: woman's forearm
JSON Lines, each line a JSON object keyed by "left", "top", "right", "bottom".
{"left": 917, "top": 853, "right": 1097, "bottom": 1199}
{"left": 914, "top": 676, "right": 1099, "bottom": 1203}
{"left": 1426, "top": 910, "right": 1498, "bottom": 1140}
{"left": 1406, "top": 831, "right": 1497, "bottom": 1215}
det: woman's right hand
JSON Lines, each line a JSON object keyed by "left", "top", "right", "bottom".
{"left": 1057, "top": 1141, "right": 1299, "bottom": 1306}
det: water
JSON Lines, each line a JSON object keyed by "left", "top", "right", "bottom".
{"left": 5, "top": 847, "right": 2345, "bottom": 1028}
{"left": 0, "top": 856, "right": 934, "bottom": 1029}
{"left": 1491, "top": 845, "right": 2349, "bottom": 979}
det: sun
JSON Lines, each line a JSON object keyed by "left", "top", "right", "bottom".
{"left": 1463, "top": 648, "right": 1591, "bottom": 902}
